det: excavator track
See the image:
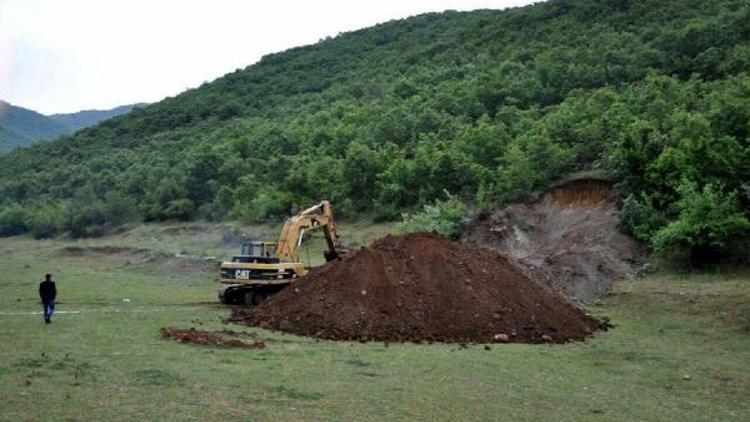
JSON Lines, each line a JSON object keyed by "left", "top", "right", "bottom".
{"left": 219, "top": 284, "right": 284, "bottom": 306}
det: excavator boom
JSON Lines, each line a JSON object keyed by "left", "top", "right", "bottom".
{"left": 275, "top": 200, "right": 342, "bottom": 263}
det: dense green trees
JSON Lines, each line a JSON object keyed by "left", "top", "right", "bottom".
{"left": 651, "top": 182, "right": 750, "bottom": 258}
{"left": 0, "top": 0, "right": 748, "bottom": 257}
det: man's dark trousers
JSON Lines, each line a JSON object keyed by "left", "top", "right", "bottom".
{"left": 43, "top": 301, "right": 55, "bottom": 322}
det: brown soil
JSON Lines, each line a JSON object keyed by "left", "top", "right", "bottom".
{"left": 462, "top": 179, "right": 644, "bottom": 304}
{"left": 160, "top": 327, "right": 266, "bottom": 349}
{"left": 230, "top": 233, "right": 607, "bottom": 344}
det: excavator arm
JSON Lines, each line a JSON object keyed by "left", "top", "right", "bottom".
{"left": 275, "top": 200, "right": 343, "bottom": 263}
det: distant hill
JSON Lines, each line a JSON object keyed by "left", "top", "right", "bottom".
{"left": 0, "top": 101, "right": 145, "bottom": 153}
{"left": 49, "top": 103, "right": 147, "bottom": 133}
{"left": 0, "top": 102, "right": 69, "bottom": 153}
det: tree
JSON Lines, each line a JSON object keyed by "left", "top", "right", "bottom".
{"left": 397, "top": 195, "right": 469, "bottom": 240}
{"left": 652, "top": 182, "right": 750, "bottom": 259}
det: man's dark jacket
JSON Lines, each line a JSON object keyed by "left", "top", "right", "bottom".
{"left": 39, "top": 280, "right": 56, "bottom": 303}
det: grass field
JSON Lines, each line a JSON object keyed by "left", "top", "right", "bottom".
{"left": 1, "top": 223, "right": 749, "bottom": 421}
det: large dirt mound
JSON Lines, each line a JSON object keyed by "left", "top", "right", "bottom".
{"left": 462, "top": 179, "right": 643, "bottom": 304}
{"left": 230, "top": 233, "right": 606, "bottom": 344}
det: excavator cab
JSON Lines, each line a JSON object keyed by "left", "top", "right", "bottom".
{"left": 233, "top": 241, "right": 279, "bottom": 264}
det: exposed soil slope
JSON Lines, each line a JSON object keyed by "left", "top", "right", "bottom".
{"left": 230, "top": 233, "right": 606, "bottom": 344}
{"left": 462, "top": 179, "right": 643, "bottom": 304}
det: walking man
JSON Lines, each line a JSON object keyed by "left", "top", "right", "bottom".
{"left": 39, "top": 273, "right": 56, "bottom": 324}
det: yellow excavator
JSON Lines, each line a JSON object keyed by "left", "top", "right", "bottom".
{"left": 218, "top": 200, "right": 345, "bottom": 306}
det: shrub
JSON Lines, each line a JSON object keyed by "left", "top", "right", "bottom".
{"left": 652, "top": 182, "right": 750, "bottom": 258}
{"left": 65, "top": 201, "right": 107, "bottom": 238}
{"left": 103, "top": 191, "right": 139, "bottom": 226}
{"left": 619, "top": 193, "right": 668, "bottom": 243}
{"left": 163, "top": 199, "right": 196, "bottom": 221}
{"left": 373, "top": 203, "right": 401, "bottom": 222}
{"left": 396, "top": 195, "right": 469, "bottom": 240}
{"left": 0, "top": 203, "right": 28, "bottom": 236}
{"left": 27, "top": 206, "right": 63, "bottom": 239}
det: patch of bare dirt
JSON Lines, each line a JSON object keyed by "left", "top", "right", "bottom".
{"left": 160, "top": 327, "right": 266, "bottom": 349}
{"left": 462, "top": 179, "right": 644, "bottom": 304}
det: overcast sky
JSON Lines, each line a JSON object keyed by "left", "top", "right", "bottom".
{"left": 0, "top": 0, "right": 537, "bottom": 114}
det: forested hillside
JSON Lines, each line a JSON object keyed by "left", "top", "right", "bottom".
{"left": 0, "top": 102, "right": 143, "bottom": 153}
{"left": 0, "top": 0, "right": 748, "bottom": 257}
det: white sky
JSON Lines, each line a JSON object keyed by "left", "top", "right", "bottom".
{"left": 0, "top": 0, "right": 537, "bottom": 114}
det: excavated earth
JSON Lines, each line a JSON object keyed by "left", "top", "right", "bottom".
{"left": 161, "top": 327, "right": 266, "bottom": 349}
{"left": 462, "top": 179, "right": 644, "bottom": 304}
{"left": 230, "top": 232, "right": 607, "bottom": 344}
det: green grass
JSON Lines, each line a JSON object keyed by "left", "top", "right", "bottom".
{"left": 0, "top": 224, "right": 748, "bottom": 420}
